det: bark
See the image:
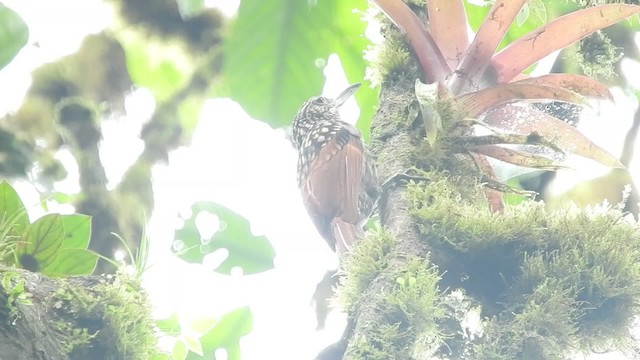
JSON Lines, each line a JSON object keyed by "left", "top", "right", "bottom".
{"left": 342, "top": 79, "right": 428, "bottom": 359}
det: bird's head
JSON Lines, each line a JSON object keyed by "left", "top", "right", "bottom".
{"left": 292, "top": 83, "right": 361, "bottom": 146}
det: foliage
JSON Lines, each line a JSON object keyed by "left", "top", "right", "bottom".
{"left": 0, "top": 181, "right": 98, "bottom": 276}
{"left": 156, "top": 306, "right": 252, "bottom": 360}
{"left": 173, "top": 201, "right": 275, "bottom": 274}
{"left": 221, "top": 0, "right": 379, "bottom": 139}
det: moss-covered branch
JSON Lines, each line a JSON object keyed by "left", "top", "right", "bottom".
{"left": 0, "top": 266, "right": 158, "bottom": 360}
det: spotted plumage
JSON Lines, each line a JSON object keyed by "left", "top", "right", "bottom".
{"left": 292, "top": 84, "right": 380, "bottom": 255}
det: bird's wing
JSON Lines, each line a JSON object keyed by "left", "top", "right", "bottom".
{"left": 302, "top": 125, "right": 364, "bottom": 252}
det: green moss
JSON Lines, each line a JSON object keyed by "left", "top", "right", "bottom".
{"left": 576, "top": 30, "right": 622, "bottom": 81}
{"left": 51, "top": 271, "right": 158, "bottom": 359}
{"left": 407, "top": 171, "right": 640, "bottom": 357}
{"left": 382, "top": 257, "right": 444, "bottom": 357}
{"left": 384, "top": 257, "right": 443, "bottom": 329}
{"left": 0, "top": 271, "right": 32, "bottom": 321}
{"left": 364, "top": 8, "right": 417, "bottom": 87}
{"left": 348, "top": 322, "right": 408, "bottom": 360}
{"left": 344, "top": 256, "right": 444, "bottom": 360}
{"left": 338, "top": 224, "right": 444, "bottom": 359}
{"left": 101, "top": 274, "right": 157, "bottom": 357}
{"left": 336, "top": 227, "right": 395, "bottom": 311}
{"left": 55, "top": 320, "right": 97, "bottom": 353}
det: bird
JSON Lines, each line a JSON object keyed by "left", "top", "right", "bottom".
{"left": 292, "top": 83, "right": 380, "bottom": 256}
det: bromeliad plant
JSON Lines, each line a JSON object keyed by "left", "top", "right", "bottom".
{"left": 371, "top": 0, "right": 638, "bottom": 210}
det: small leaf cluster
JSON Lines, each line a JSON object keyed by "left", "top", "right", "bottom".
{"left": 0, "top": 181, "right": 97, "bottom": 276}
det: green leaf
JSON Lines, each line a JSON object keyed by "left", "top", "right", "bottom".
{"left": 187, "top": 307, "right": 253, "bottom": 360}
{"left": 60, "top": 214, "right": 91, "bottom": 249}
{"left": 189, "top": 316, "right": 217, "bottom": 334}
{"left": 20, "top": 214, "right": 64, "bottom": 271}
{"left": 173, "top": 202, "right": 275, "bottom": 274}
{"left": 173, "top": 340, "right": 188, "bottom": 360}
{"left": 222, "top": 0, "right": 377, "bottom": 139}
{"left": 184, "top": 334, "right": 203, "bottom": 356}
{"left": 0, "top": 180, "right": 29, "bottom": 235}
{"left": 44, "top": 248, "right": 98, "bottom": 276}
{"left": 41, "top": 214, "right": 96, "bottom": 276}
{"left": 0, "top": 4, "right": 28, "bottom": 70}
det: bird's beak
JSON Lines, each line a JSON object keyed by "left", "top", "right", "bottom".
{"left": 334, "top": 83, "right": 361, "bottom": 107}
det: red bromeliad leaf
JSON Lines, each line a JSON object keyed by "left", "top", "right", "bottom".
{"left": 456, "top": 83, "right": 586, "bottom": 117}
{"left": 471, "top": 144, "right": 565, "bottom": 170}
{"left": 371, "top": 0, "right": 450, "bottom": 82}
{"left": 513, "top": 74, "right": 613, "bottom": 101}
{"left": 448, "top": 0, "right": 527, "bottom": 94}
{"left": 491, "top": 4, "right": 640, "bottom": 83}
{"left": 427, "top": 0, "right": 469, "bottom": 70}
{"left": 482, "top": 104, "right": 623, "bottom": 168}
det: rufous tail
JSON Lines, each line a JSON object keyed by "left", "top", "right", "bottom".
{"left": 331, "top": 218, "right": 364, "bottom": 257}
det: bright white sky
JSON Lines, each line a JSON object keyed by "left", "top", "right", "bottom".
{"left": 0, "top": 1, "right": 638, "bottom": 359}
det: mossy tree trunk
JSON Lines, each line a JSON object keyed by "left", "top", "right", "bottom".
{"left": 319, "top": 39, "right": 640, "bottom": 360}
{"left": 0, "top": 266, "right": 157, "bottom": 360}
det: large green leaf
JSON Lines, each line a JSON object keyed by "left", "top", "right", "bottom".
{"left": 46, "top": 214, "right": 96, "bottom": 276}
{"left": 59, "top": 214, "right": 91, "bottom": 249}
{"left": 19, "top": 214, "right": 64, "bottom": 272}
{"left": 222, "top": 0, "right": 378, "bottom": 139}
{"left": 0, "top": 4, "right": 28, "bottom": 71}
{"left": 45, "top": 248, "right": 98, "bottom": 276}
{"left": 16, "top": 213, "right": 97, "bottom": 276}
{"left": 0, "top": 180, "right": 29, "bottom": 235}
{"left": 173, "top": 201, "right": 275, "bottom": 274}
